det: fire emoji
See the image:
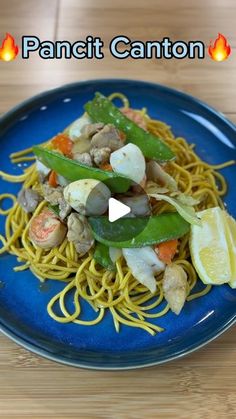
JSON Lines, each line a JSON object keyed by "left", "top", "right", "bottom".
{"left": 208, "top": 33, "right": 231, "bottom": 62}
{"left": 0, "top": 33, "right": 19, "bottom": 62}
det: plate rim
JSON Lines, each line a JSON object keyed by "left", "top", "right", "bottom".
{"left": 0, "top": 315, "right": 235, "bottom": 370}
{"left": 1, "top": 78, "right": 236, "bottom": 133}
{"left": 0, "top": 78, "right": 235, "bottom": 370}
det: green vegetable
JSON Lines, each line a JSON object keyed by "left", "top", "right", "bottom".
{"left": 93, "top": 242, "right": 116, "bottom": 271}
{"left": 33, "top": 146, "right": 131, "bottom": 193}
{"left": 149, "top": 193, "right": 201, "bottom": 226}
{"left": 84, "top": 93, "right": 175, "bottom": 162}
{"left": 48, "top": 204, "right": 60, "bottom": 217}
{"left": 89, "top": 213, "right": 189, "bottom": 248}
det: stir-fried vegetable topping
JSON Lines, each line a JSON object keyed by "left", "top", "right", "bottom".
{"left": 123, "top": 247, "right": 165, "bottom": 293}
{"left": 94, "top": 242, "right": 116, "bottom": 271}
{"left": 33, "top": 146, "right": 131, "bottom": 193}
{"left": 148, "top": 193, "right": 201, "bottom": 226}
{"left": 146, "top": 160, "right": 178, "bottom": 191}
{"left": 84, "top": 93, "right": 175, "bottom": 162}
{"left": 51, "top": 133, "right": 73, "bottom": 157}
{"left": 89, "top": 213, "right": 190, "bottom": 248}
{"left": 48, "top": 170, "right": 58, "bottom": 187}
{"left": 156, "top": 239, "right": 179, "bottom": 264}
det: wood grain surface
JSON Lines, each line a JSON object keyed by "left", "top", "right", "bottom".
{"left": 0, "top": 1, "right": 235, "bottom": 418}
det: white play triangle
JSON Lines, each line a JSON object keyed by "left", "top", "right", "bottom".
{"left": 108, "top": 198, "right": 131, "bottom": 222}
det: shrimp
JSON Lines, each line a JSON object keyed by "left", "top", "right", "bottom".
{"left": 29, "top": 208, "right": 67, "bottom": 249}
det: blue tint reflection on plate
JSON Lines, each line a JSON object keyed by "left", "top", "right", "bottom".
{"left": 0, "top": 79, "right": 235, "bottom": 370}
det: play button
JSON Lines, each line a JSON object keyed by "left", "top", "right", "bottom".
{"left": 108, "top": 198, "right": 131, "bottom": 222}
{"left": 86, "top": 179, "right": 151, "bottom": 243}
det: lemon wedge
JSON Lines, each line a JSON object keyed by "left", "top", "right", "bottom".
{"left": 223, "top": 212, "right": 236, "bottom": 288}
{"left": 190, "top": 207, "right": 233, "bottom": 285}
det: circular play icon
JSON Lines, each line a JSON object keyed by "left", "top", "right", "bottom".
{"left": 108, "top": 198, "right": 131, "bottom": 222}
{"left": 86, "top": 180, "right": 151, "bottom": 243}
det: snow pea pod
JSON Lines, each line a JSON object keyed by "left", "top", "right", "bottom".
{"left": 89, "top": 213, "right": 189, "bottom": 248}
{"left": 33, "top": 146, "right": 131, "bottom": 193}
{"left": 48, "top": 204, "right": 60, "bottom": 217}
{"left": 93, "top": 242, "right": 116, "bottom": 271}
{"left": 84, "top": 93, "right": 175, "bottom": 162}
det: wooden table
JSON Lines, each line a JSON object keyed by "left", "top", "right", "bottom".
{"left": 0, "top": 1, "right": 235, "bottom": 417}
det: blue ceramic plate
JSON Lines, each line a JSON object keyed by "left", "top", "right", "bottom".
{"left": 0, "top": 79, "right": 235, "bottom": 370}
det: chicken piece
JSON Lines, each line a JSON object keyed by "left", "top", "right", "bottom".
{"left": 17, "top": 188, "right": 41, "bottom": 213}
{"left": 71, "top": 135, "right": 92, "bottom": 156}
{"left": 122, "top": 247, "right": 165, "bottom": 293}
{"left": 42, "top": 183, "right": 71, "bottom": 220}
{"left": 29, "top": 208, "right": 67, "bottom": 249}
{"left": 57, "top": 198, "right": 71, "bottom": 220}
{"left": 67, "top": 213, "right": 94, "bottom": 256}
{"left": 90, "top": 147, "right": 111, "bottom": 166}
{"left": 163, "top": 263, "right": 188, "bottom": 315}
{"left": 90, "top": 124, "right": 123, "bottom": 151}
{"left": 73, "top": 152, "right": 93, "bottom": 166}
{"left": 42, "top": 183, "right": 62, "bottom": 205}
{"left": 81, "top": 122, "right": 104, "bottom": 137}
{"left": 71, "top": 123, "right": 105, "bottom": 158}
{"left": 119, "top": 194, "right": 151, "bottom": 216}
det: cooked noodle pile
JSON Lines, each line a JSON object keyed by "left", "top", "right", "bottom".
{"left": 0, "top": 94, "right": 234, "bottom": 335}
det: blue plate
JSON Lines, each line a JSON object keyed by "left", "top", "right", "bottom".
{"left": 0, "top": 79, "right": 235, "bottom": 370}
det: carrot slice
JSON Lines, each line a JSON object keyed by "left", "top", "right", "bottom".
{"left": 48, "top": 170, "right": 58, "bottom": 187}
{"left": 121, "top": 108, "right": 147, "bottom": 130}
{"left": 155, "top": 239, "right": 178, "bottom": 264}
{"left": 100, "top": 163, "right": 112, "bottom": 171}
{"left": 51, "top": 133, "right": 73, "bottom": 157}
{"left": 119, "top": 131, "right": 126, "bottom": 142}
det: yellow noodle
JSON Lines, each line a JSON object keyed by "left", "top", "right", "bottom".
{"left": 187, "top": 284, "right": 212, "bottom": 301}
{"left": 108, "top": 92, "right": 130, "bottom": 108}
{"left": 0, "top": 194, "right": 16, "bottom": 215}
{"left": 11, "top": 156, "right": 36, "bottom": 164}
{"left": 10, "top": 146, "right": 33, "bottom": 158}
{"left": 0, "top": 171, "right": 30, "bottom": 183}
{"left": 0, "top": 93, "right": 235, "bottom": 335}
